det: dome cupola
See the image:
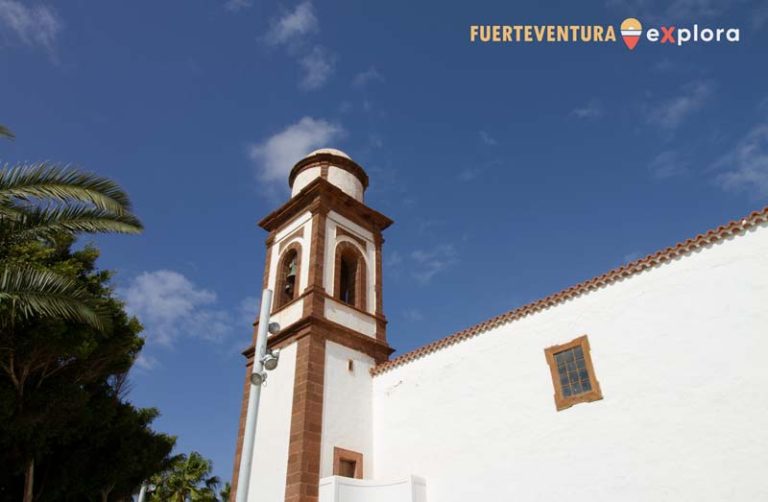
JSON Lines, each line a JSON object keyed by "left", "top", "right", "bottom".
{"left": 288, "top": 148, "right": 368, "bottom": 202}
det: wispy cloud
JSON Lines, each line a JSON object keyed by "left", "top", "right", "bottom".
{"left": 647, "top": 80, "right": 713, "bottom": 131}
{"left": 248, "top": 116, "right": 343, "bottom": 184}
{"left": 352, "top": 67, "right": 383, "bottom": 88}
{"left": 119, "top": 270, "right": 222, "bottom": 346}
{"left": 479, "top": 130, "right": 497, "bottom": 145}
{"left": 119, "top": 271, "right": 257, "bottom": 369}
{"left": 0, "top": 0, "right": 61, "bottom": 57}
{"left": 403, "top": 308, "right": 425, "bottom": 322}
{"left": 714, "top": 123, "right": 768, "bottom": 199}
{"left": 570, "top": 99, "right": 603, "bottom": 119}
{"left": 265, "top": 1, "right": 317, "bottom": 46}
{"left": 458, "top": 166, "right": 482, "bottom": 182}
{"left": 648, "top": 150, "right": 690, "bottom": 179}
{"left": 263, "top": 1, "right": 336, "bottom": 91}
{"left": 411, "top": 244, "right": 458, "bottom": 284}
{"left": 224, "top": 0, "right": 252, "bottom": 12}
{"left": 299, "top": 46, "right": 335, "bottom": 90}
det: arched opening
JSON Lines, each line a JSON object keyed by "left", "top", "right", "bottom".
{"left": 275, "top": 246, "right": 301, "bottom": 309}
{"left": 334, "top": 242, "right": 367, "bottom": 311}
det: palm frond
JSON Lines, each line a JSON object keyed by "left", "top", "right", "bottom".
{"left": 0, "top": 163, "right": 134, "bottom": 214}
{"left": 0, "top": 266, "right": 108, "bottom": 331}
{"left": 4, "top": 205, "right": 143, "bottom": 244}
{"left": 0, "top": 125, "right": 14, "bottom": 141}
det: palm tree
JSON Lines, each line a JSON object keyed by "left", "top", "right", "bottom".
{"left": 0, "top": 124, "right": 14, "bottom": 140}
{"left": 0, "top": 162, "right": 142, "bottom": 331}
{"left": 1, "top": 124, "right": 142, "bottom": 502}
{"left": 149, "top": 452, "right": 220, "bottom": 502}
{"left": 219, "top": 482, "right": 231, "bottom": 502}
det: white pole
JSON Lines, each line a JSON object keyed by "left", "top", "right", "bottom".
{"left": 235, "top": 289, "right": 273, "bottom": 502}
{"left": 137, "top": 484, "right": 147, "bottom": 502}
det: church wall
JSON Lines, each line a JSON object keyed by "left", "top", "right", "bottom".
{"left": 371, "top": 223, "right": 768, "bottom": 501}
{"left": 327, "top": 166, "right": 364, "bottom": 201}
{"left": 248, "top": 342, "right": 298, "bottom": 501}
{"left": 292, "top": 166, "right": 322, "bottom": 196}
{"left": 319, "top": 341, "right": 376, "bottom": 478}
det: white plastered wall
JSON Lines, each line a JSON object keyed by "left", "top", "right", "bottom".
{"left": 291, "top": 165, "right": 364, "bottom": 202}
{"left": 292, "top": 166, "right": 322, "bottom": 196}
{"left": 327, "top": 166, "right": 364, "bottom": 202}
{"left": 372, "top": 223, "right": 768, "bottom": 502}
{"left": 248, "top": 342, "right": 298, "bottom": 502}
{"left": 320, "top": 341, "right": 376, "bottom": 478}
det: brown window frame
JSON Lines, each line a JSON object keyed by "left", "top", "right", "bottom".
{"left": 544, "top": 335, "right": 603, "bottom": 411}
{"left": 333, "top": 447, "right": 363, "bottom": 479}
{"left": 274, "top": 244, "right": 302, "bottom": 311}
{"left": 333, "top": 242, "right": 367, "bottom": 311}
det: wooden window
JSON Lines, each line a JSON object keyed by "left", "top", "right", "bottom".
{"left": 333, "top": 447, "right": 363, "bottom": 479}
{"left": 544, "top": 335, "right": 603, "bottom": 411}
{"left": 275, "top": 246, "right": 301, "bottom": 310}
{"left": 334, "top": 242, "right": 367, "bottom": 311}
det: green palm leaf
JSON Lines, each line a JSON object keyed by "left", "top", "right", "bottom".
{"left": 0, "top": 266, "right": 109, "bottom": 331}
{"left": 0, "top": 125, "right": 14, "bottom": 140}
{"left": 0, "top": 162, "right": 134, "bottom": 214}
{"left": 4, "top": 205, "right": 143, "bottom": 244}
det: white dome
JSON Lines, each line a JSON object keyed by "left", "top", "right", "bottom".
{"left": 305, "top": 148, "right": 351, "bottom": 160}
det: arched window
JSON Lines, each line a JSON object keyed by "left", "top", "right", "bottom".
{"left": 334, "top": 242, "right": 367, "bottom": 310}
{"left": 275, "top": 246, "right": 301, "bottom": 309}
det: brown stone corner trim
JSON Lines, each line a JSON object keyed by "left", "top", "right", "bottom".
{"left": 284, "top": 334, "right": 326, "bottom": 502}
{"left": 333, "top": 447, "right": 364, "bottom": 479}
{"left": 544, "top": 335, "right": 602, "bottom": 411}
{"left": 372, "top": 206, "right": 768, "bottom": 375}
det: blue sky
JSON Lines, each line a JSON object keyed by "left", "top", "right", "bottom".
{"left": 2, "top": 0, "right": 767, "bottom": 484}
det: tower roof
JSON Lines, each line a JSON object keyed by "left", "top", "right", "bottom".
{"left": 288, "top": 147, "right": 369, "bottom": 199}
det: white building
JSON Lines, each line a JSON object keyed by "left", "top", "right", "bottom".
{"left": 231, "top": 148, "right": 768, "bottom": 502}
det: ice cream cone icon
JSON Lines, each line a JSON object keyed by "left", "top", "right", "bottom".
{"left": 621, "top": 18, "right": 642, "bottom": 50}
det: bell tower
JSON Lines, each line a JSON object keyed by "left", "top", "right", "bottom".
{"left": 231, "top": 148, "right": 394, "bottom": 502}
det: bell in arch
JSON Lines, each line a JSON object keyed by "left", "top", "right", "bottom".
{"left": 284, "top": 257, "right": 297, "bottom": 294}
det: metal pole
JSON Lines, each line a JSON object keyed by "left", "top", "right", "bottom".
{"left": 137, "top": 484, "right": 147, "bottom": 502}
{"left": 236, "top": 289, "right": 273, "bottom": 502}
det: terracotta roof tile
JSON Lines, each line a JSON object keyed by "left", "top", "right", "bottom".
{"left": 371, "top": 206, "right": 768, "bottom": 376}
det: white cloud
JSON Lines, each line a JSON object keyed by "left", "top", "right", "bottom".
{"left": 119, "top": 270, "right": 260, "bottom": 370}
{"left": 352, "top": 67, "right": 383, "bottom": 88}
{"left": 299, "top": 46, "right": 335, "bottom": 90}
{"left": 384, "top": 250, "right": 403, "bottom": 268}
{"left": 714, "top": 123, "right": 768, "bottom": 198}
{"left": 479, "top": 130, "right": 497, "bottom": 145}
{"left": 458, "top": 166, "right": 482, "bottom": 182}
{"left": 224, "top": 0, "right": 252, "bottom": 12}
{"left": 238, "top": 295, "right": 260, "bottom": 326}
{"left": 119, "top": 270, "right": 222, "bottom": 346}
{"left": 649, "top": 150, "right": 689, "bottom": 179}
{"left": 403, "top": 308, "right": 425, "bottom": 322}
{"left": 0, "top": 0, "right": 61, "bottom": 55}
{"left": 248, "top": 116, "right": 343, "bottom": 184}
{"left": 266, "top": 1, "right": 317, "bottom": 46}
{"left": 411, "top": 244, "right": 458, "bottom": 284}
{"left": 570, "top": 100, "right": 603, "bottom": 119}
{"left": 647, "top": 80, "right": 713, "bottom": 131}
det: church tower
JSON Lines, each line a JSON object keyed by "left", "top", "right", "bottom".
{"left": 231, "top": 148, "right": 394, "bottom": 502}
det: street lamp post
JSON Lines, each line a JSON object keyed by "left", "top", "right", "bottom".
{"left": 235, "top": 289, "right": 279, "bottom": 502}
